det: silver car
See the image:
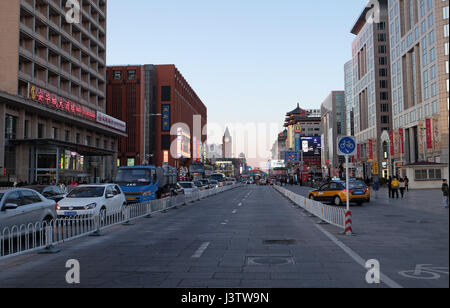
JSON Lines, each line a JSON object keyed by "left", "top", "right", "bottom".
{"left": 0, "top": 188, "right": 57, "bottom": 231}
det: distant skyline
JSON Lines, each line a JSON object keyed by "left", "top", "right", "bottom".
{"left": 107, "top": 0, "right": 368, "bottom": 168}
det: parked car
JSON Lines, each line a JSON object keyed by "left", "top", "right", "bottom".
{"left": 307, "top": 181, "right": 370, "bottom": 206}
{"left": 179, "top": 182, "right": 199, "bottom": 196}
{"left": 209, "top": 180, "right": 219, "bottom": 188}
{"left": 199, "top": 179, "right": 212, "bottom": 190}
{"left": 194, "top": 181, "right": 207, "bottom": 191}
{"left": 0, "top": 188, "right": 57, "bottom": 231}
{"left": 57, "top": 184, "right": 126, "bottom": 218}
{"left": 24, "top": 185, "right": 66, "bottom": 203}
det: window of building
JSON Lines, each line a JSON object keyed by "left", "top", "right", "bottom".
{"left": 65, "top": 130, "right": 70, "bottom": 142}
{"left": 380, "top": 80, "right": 388, "bottom": 88}
{"left": 161, "top": 86, "right": 171, "bottom": 101}
{"left": 381, "top": 104, "right": 389, "bottom": 112}
{"left": 381, "top": 115, "right": 390, "bottom": 124}
{"left": 379, "top": 57, "right": 387, "bottom": 65}
{"left": 415, "top": 169, "right": 442, "bottom": 180}
{"left": 113, "top": 70, "right": 122, "bottom": 80}
{"left": 127, "top": 70, "right": 136, "bottom": 80}
{"left": 379, "top": 45, "right": 387, "bottom": 53}
{"left": 24, "top": 120, "right": 29, "bottom": 139}
{"left": 5, "top": 115, "right": 17, "bottom": 140}
{"left": 76, "top": 133, "right": 81, "bottom": 144}
{"left": 379, "top": 68, "right": 388, "bottom": 77}
{"left": 52, "top": 127, "right": 58, "bottom": 139}
{"left": 380, "top": 92, "right": 389, "bottom": 100}
{"left": 38, "top": 123, "right": 44, "bottom": 139}
{"left": 86, "top": 136, "right": 91, "bottom": 146}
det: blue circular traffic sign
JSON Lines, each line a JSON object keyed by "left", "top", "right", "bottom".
{"left": 338, "top": 137, "right": 356, "bottom": 155}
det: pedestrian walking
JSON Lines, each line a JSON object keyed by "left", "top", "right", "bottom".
{"left": 405, "top": 176, "right": 410, "bottom": 192}
{"left": 388, "top": 176, "right": 393, "bottom": 198}
{"left": 391, "top": 177, "right": 400, "bottom": 199}
{"left": 399, "top": 178, "right": 406, "bottom": 198}
{"left": 442, "top": 179, "right": 449, "bottom": 209}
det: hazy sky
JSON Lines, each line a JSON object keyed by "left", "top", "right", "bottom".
{"left": 107, "top": 0, "right": 367, "bottom": 168}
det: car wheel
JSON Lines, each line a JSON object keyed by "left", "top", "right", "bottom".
{"left": 309, "top": 195, "right": 315, "bottom": 201}
{"left": 334, "top": 196, "right": 342, "bottom": 206}
{"left": 43, "top": 215, "right": 53, "bottom": 226}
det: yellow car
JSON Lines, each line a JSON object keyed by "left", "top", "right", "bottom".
{"left": 307, "top": 181, "right": 370, "bottom": 206}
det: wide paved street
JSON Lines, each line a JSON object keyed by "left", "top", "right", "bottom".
{"left": 0, "top": 185, "right": 448, "bottom": 288}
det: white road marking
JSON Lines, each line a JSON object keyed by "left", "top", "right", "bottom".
{"left": 238, "top": 203, "right": 242, "bottom": 207}
{"left": 315, "top": 224, "right": 403, "bottom": 289}
{"left": 232, "top": 210, "right": 237, "bottom": 214}
{"left": 191, "top": 242, "right": 210, "bottom": 259}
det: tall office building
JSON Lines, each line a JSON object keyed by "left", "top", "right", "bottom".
{"left": 387, "top": 0, "right": 449, "bottom": 187}
{"left": 0, "top": 0, "right": 126, "bottom": 184}
{"left": 351, "top": 0, "right": 393, "bottom": 178}
{"left": 344, "top": 60, "right": 355, "bottom": 136}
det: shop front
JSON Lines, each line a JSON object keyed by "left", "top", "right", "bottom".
{"left": 10, "top": 139, "right": 116, "bottom": 185}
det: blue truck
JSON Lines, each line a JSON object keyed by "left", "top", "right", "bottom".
{"left": 114, "top": 165, "right": 178, "bottom": 203}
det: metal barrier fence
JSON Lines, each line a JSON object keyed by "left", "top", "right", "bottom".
{"left": 273, "top": 185, "right": 346, "bottom": 229}
{"left": 0, "top": 184, "right": 241, "bottom": 261}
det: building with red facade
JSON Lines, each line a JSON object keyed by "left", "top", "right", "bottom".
{"left": 106, "top": 64, "right": 207, "bottom": 172}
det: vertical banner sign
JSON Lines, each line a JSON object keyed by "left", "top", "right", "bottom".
{"left": 162, "top": 105, "right": 171, "bottom": 132}
{"left": 369, "top": 139, "right": 374, "bottom": 161}
{"left": 357, "top": 144, "right": 361, "bottom": 159}
{"left": 418, "top": 120, "right": 425, "bottom": 157}
{"left": 295, "top": 134, "right": 301, "bottom": 152}
{"left": 394, "top": 131, "right": 401, "bottom": 158}
{"left": 426, "top": 118, "right": 433, "bottom": 150}
{"left": 433, "top": 116, "right": 440, "bottom": 152}
{"left": 399, "top": 128, "right": 405, "bottom": 155}
{"left": 389, "top": 132, "right": 395, "bottom": 157}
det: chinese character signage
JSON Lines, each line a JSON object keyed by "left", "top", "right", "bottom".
{"left": 369, "top": 139, "right": 373, "bottom": 161}
{"left": 433, "top": 116, "right": 440, "bottom": 152}
{"left": 426, "top": 118, "right": 433, "bottom": 150}
{"left": 162, "top": 105, "right": 171, "bottom": 132}
{"left": 97, "top": 112, "right": 126, "bottom": 132}
{"left": 389, "top": 132, "right": 395, "bottom": 157}
{"left": 285, "top": 152, "right": 299, "bottom": 163}
{"left": 28, "top": 84, "right": 96, "bottom": 122}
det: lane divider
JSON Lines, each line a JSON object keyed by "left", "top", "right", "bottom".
{"left": 191, "top": 242, "right": 210, "bottom": 258}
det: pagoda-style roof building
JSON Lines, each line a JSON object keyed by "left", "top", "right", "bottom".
{"left": 284, "top": 104, "right": 321, "bottom": 127}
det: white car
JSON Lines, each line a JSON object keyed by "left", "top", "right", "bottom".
{"left": 178, "top": 182, "right": 199, "bottom": 195}
{"left": 57, "top": 184, "right": 126, "bottom": 218}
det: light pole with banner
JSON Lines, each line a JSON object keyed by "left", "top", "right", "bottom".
{"left": 338, "top": 136, "right": 357, "bottom": 235}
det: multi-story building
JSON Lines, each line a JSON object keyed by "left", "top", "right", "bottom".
{"left": 0, "top": 0, "right": 126, "bottom": 185}
{"left": 222, "top": 127, "right": 232, "bottom": 158}
{"left": 351, "top": 0, "right": 393, "bottom": 178}
{"left": 320, "top": 91, "right": 346, "bottom": 178}
{"left": 107, "top": 65, "right": 157, "bottom": 167}
{"left": 283, "top": 104, "right": 322, "bottom": 179}
{"left": 345, "top": 60, "right": 355, "bottom": 136}
{"left": 387, "top": 0, "right": 449, "bottom": 188}
{"left": 107, "top": 64, "right": 207, "bottom": 172}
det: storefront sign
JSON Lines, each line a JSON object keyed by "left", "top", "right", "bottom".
{"left": 372, "top": 161, "right": 379, "bottom": 175}
{"left": 418, "top": 120, "right": 425, "bottom": 157}
{"left": 29, "top": 84, "right": 96, "bottom": 122}
{"left": 294, "top": 124, "right": 302, "bottom": 133}
{"left": 369, "top": 140, "right": 373, "bottom": 161}
{"left": 357, "top": 144, "right": 360, "bottom": 159}
{"left": 433, "top": 116, "right": 440, "bottom": 152}
{"left": 426, "top": 118, "right": 433, "bottom": 150}
{"left": 97, "top": 112, "right": 126, "bottom": 132}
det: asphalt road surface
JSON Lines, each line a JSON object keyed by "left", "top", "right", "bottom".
{"left": 0, "top": 185, "right": 448, "bottom": 288}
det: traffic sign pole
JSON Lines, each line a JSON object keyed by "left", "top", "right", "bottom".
{"left": 346, "top": 155, "right": 350, "bottom": 212}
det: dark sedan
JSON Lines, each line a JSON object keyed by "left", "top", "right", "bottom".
{"left": 24, "top": 186, "right": 66, "bottom": 203}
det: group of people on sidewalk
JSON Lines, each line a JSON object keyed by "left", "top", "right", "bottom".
{"left": 387, "top": 176, "right": 409, "bottom": 199}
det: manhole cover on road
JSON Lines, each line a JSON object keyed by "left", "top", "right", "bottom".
{"left": 246, "top": 256, "right": 295, "bottom": 266}
{"left": 263, "top": 239, "right": 297, "bottom": 245}
{"left": 404, "top": 220, "right": 431, "bottom": 224}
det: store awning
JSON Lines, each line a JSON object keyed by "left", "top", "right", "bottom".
{"left": 8, "top": 139, "right": 116, "bottom": 156}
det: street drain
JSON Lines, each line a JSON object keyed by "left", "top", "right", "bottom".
{"left": 246, "top": 256, "right": 295, "bottom": 266}
{"left": 263, "top": 239, "right": 297, "bottom": 245}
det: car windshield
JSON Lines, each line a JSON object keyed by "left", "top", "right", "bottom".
{"left": 115, "top": 169, "right": 152, "bottom": 187}
{"left": 180, "top": 183, "right": 193, "bottom": 189}
{"left": 194, "top": 182, "right": 203, "bottom": 187}
{"left": 67, "top": 187, "right": 105, "bottom": 198}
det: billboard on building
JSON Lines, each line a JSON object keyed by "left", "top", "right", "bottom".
{"left": 301, "top": 137, "right": 321, "bottom": 157}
